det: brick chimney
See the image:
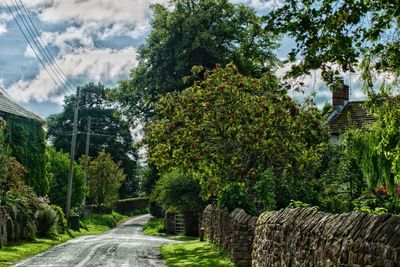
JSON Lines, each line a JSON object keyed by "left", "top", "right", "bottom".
{"left": 332, "top": 85, "right": 349, "bottom": 111}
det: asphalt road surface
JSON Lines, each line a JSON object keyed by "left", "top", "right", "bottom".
{"left": 14, "top": 214, "right": 178, "bottom": 267}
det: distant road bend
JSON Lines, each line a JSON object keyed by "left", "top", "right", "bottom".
{"left": 14, "top": 214, "right": 177, "bottom": 267}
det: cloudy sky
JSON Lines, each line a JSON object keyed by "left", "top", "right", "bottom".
{"left": 0, "top": 0, "right": 365, "bottom": 119}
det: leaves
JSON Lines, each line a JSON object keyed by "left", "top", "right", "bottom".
{"left": 146, "top": 64, "right": 327, "bottom": 200}
{"left": 267, "top": 0, "right": 400, "bottom": 88}
{"left": 112, "top": 0, "right": 279, "bottom": 121}
{"left": 87, "top": 150, "right": 126, "bottom": 209}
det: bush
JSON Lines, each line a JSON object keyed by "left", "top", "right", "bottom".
{"left": 46, "top": 147, "right": 85, "bottom": 211}
{"left": 5, "top": 183, "right": 39, "bottom": 241}
{"left": 149, "top": 199, "right": 163, "bottom": 218}
{"left": 142, "top": 218, "right": 165, "bottom": 235}
{"left": 254, "top": 168, "right": 276, "bottom": 212}
{"left": 51, "top": 205, "right": 67, "bottom": 234}
{"left": 116, "top": 197, "right": 149, "bottom": 214}
{"left": 217, "top": 182, "right": 257, "bottom": 215}
{"left": 138, "top": 164, "right": 159, "bottom": 196}
{"left": 152, "top": 169, "right": 203, "bottom": 215}
{"left": 35, "top": 204, "right": 58, "bottom": 237}
{"left": 82, "top": 211, "right": 125, "bottom": 228}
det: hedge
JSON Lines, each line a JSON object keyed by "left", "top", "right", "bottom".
{"left": 116, "top": 197, "right": 149, "bottom": 214}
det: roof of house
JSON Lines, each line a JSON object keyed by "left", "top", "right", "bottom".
{"left": 0, "top": 93, "right": 44, "bottom": 123}
{"left": 326, "top": 101, "right": 375, "bottom": 134}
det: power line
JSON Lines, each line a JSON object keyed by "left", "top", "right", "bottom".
{"left": 16, "top": 0, "right": 77, "bottom": 93}
{"left": 3, "top": 0, "right": 70, "bottom": 96}
{"left": 9, "top": 0, "right": 74, "bottom": 95}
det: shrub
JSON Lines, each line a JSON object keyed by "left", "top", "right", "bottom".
{"left": 6, "top": 190, "right": 38, "bottom": 241}
{"left": 46, "top": 147, "right": 85, "bottom": 211}
{"left": 116, "top": 197, "right": 149, "bottom": 214}
{"left": 149, "top": 199, "right": 164, "bottom": 218}
{"left": 138, "top": 164, "right": 159, "bottom": 196}
{"left": 51, "top": 205, "right": 67, "bottom": 234}
{"left": 152, "top": 169, "right": 203, "bottom": 215}
{"left": 35, "top": 204, "right": 58, "bottom": 237}
{"left": 217, "top": 182, "right": 257, "bottom": 215}
{"left": 254, "top": 168, "right": 276, "bottom": 212}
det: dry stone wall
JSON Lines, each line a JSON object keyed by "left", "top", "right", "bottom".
{"left": 252, "top": 208, "right": 400, "bottom": 267}
{"left": 202, "top": 204, "right": 258, "bottom": 266}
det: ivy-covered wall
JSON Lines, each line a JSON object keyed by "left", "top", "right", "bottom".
{"left": 3, "top": 114, "right": 48, "bottom": 195}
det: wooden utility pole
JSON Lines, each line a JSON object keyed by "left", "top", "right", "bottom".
{"left": 66, "top": 87, "right": 80, "bottom": 219}
{"left": 82, "top": 116, "right": 91, "bottom": 207}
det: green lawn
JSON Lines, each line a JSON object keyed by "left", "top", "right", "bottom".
{"left": 0, "top": 212, "right": 128, "bottom": 267}
{"left": 161, "top": 240, "right": 235, "bottom": 267}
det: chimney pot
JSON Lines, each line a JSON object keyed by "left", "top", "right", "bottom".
{"left": 332, "top": 85, "right": 349, "bottom": 111}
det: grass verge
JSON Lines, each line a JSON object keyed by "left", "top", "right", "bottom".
{"left": 142, "top": 218, "right": 195, "bottom": 241}
{"left": 0, "top": 212, "right": 128, "bottom": 267}
{"left": 161, "top": 240, "right": 235, "bottom": 267}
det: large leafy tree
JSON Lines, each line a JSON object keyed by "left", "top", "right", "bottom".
{"left": 112, "top": 0, "right": 279, "bottom": 121}
{"left": 46, "top": 147, "right": 85, "bottom": 210}
{"left": 267, "top": 0, "right": 400, "bottom": 89}
{"left": 87, "top": 150, "right": 126, "bottom": 209}
{"left": 47, "top": 83, "right": 138, "bottom": 198}
{"left": 146, "top": 64, "right": 327, "bottom": 202}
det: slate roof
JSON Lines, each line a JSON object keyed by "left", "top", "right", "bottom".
{"left": 0, "top": 93, "right": 44, "bottom": 123}
{"left": 327, "top": 101, "right": 375, "bottom": 134}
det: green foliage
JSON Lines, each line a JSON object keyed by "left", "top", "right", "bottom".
{"left": 46, "top": 82, "right": 138, "bottom": 198}
{"left": 82, "top": 211, "right": 126, "bottom": 229}
{"left": 152, "top": 169, "right": 203, "bottom": 215}
{"left": 314, "top": 144, "right": 366, "bottom": 213}
{"left": 3, "top": 114, "right": 47, "bottom": 195}
{"left": 138, "top": 164, "right": 160, "bottom": 196}
{"left": 146, "top": 64, "right": 327, "bottom": 202}
{"left": 112, "top": 0, "right": 279, "bottom": 120}
{"left": 253, "top": 169, "right": 276, "bottom": 212}
{"left": 50, "top": 205, "right": 67, "bottom": 234}
{"left": 149, "top": 199, "right": 164, "bottom": 219}
{"left": 352, "top": 191, "right": 399, "bottom": 215}
{"left": 161, "top": 240, "right": 235, "bottom": 267}
{"left": 46, "top": 147, "right": 85, "bottom": 211}
{"left": 0, "top": 121, "right": 42, "bottom": 242}
{"left": 342, "top": 87, "right": 400, "bottom": 212}
{"left": 87, "top": 150, "right": 126, "bottom": 209}
{"left": 116, "top": 197, "right": 149, "bottom": 214}
{"left": 142, "top": 218, "right": 165, "bottom": 236}
{"left": 268, "top": 0, "right": 400, "bottom": 89}
{"left": 217, "top": 182, "right": 257, "bottom": 215}
{"left": 35, "top": 204, "right": 58, "bottom": 238}
{"left": 288, "top": 200, "right": 316, "bottom": 210}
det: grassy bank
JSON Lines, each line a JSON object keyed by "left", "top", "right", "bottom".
{"left": 142, "top": 218, "right": 195, "bottom": 241}
{"left": 161, "top": 240, "right": 235, "bottom": 267}
{"left": 0, "top": 212, "right": 127, "bottom": 267}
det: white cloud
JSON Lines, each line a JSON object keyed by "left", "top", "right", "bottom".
{"left": 0, "top": 24, "right": 7, "bottom": 35}
{"left": 41, "top": 24, "right": 96, "bottom": 54}
{"left": 231, "top": 0, "right": 282, "bottom": 11}
{"left": 0, "top": 12, "right": 12, "bottom": 36}
{"left": 39, "top": 0, "right": 152, "bottom": 25}
{"left": 0, "top": 12, "right": 12, "bottom": 21}
{"left": 24, "top": 46, "right": 35, "bottom": 57}
{"left": 7, "top": 47, "right": 137, "bottom": 103}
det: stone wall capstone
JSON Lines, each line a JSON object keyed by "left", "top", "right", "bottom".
{"left": 202, "top": 204, "right": 258, "bottom": 266}
{"left": 252, "top": 207, "right": 400, "bottom": 267}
